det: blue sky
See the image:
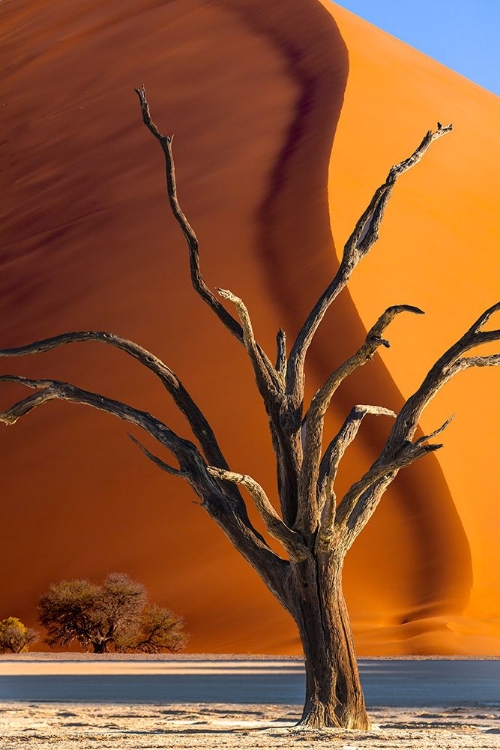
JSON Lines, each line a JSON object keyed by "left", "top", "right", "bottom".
{"left": 333, "top": 1, "right": 499, "bottom": 96}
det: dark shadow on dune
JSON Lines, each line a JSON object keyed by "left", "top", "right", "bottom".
{"left": 235, "top": 0, "right": 472, "bottom": 620}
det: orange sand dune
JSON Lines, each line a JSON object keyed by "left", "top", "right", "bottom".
{"left": 0, "top": 0, "right": 498, "bottom": 654}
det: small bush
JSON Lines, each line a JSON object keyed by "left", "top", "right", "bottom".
{"left": 0, "top": 617, "right": 38, "bottom": 653}
{"left": 38, "top": 573, "right": 188, "bottom": 653}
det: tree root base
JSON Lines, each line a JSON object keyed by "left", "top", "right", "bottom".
{"left": 297, "top": 706, "right": 371, "bottom": 731}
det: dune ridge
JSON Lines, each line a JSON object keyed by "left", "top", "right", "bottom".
{"left": 0, "top": 0, "right": 498, "bottom": 654}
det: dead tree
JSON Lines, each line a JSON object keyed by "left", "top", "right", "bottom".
{"left": 1, "top": 88, "right": 499, "bottom": 729}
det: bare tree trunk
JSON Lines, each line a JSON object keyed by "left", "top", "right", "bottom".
{"left": 2, "top": 90, "right": 498, "bottom": 730}
{"left": 288, "top": 554, "right": 370, "bottom": 729}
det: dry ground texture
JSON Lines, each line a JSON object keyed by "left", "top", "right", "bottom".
{"left": 1, "top": 702, "right": 500, "bottom": 749}
{"left": 1, "top": 656, "right": 499, "bottom": 749}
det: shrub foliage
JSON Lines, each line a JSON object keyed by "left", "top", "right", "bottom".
{"left": 0, "top": 617, "right": 38, "bottom": 653}
{"left": 38, "top": 573, "right": 187, "bottom": 653}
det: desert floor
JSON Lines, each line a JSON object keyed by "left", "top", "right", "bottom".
{"left": 0, "top": 655, "right": 499, "bottom": 749}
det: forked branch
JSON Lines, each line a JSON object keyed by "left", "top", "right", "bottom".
{"left": 296, "top": 305, "right": 422, "bottom": 534}
{"left": 287, "top": 123, "right": 452, "bottom": 398}
{"left": 216, "top": 288, "right": 281, "bottom": 394}
{"left": 336, "top": 422, "right": 449, "bottom": 532}
{"left": 383, "top": 301, "right": 500, "bottom": 456}
{"left": 0, "top": 374, "right": 184, "bottom": 452}
{"left": 335, "top": 302, "right": 500, "bottom": 543}
{"left": 316, "top": 405, "right": 396, "bottom": 552}
{"left": 207, "top": 466, "right": 308, "bottom": 562}
{"left": 135, "top": 86, "right": 286, "bottom": 461}
{"left": 0, "top": 375, "right": 290, "bottom": 594}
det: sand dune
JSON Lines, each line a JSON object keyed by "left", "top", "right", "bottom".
{"left": 0, "top": 0, "right": 499, "bottom": 653}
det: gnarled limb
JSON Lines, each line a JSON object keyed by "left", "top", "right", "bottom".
{"left": 214, "top": 288, "right": 302, "bottom": 528}
{"left": 0, "top": 374, "right": 192, "bottom": 457}
{"left": 207, "top": 466, "right": 308, "bottom": 562}
{"left": 296, "top": 305, "right": 422, "bottom": 535}
{"left": 0, "top": 374, "right": 290, "bottom": 601}
{"left": 136, "top": 87, "right": 281, "bottom": 399}
{"left": 286, "top": 124, "right": 452, "bottom": 399}
{"left": 318, "top": 405, "right": 397, "bottom": 503}
{"left": 336, "top": 421, "right": 449, "bottom": 534}
{"left": 136, "top": 88, "right": 298, "bottom": 520}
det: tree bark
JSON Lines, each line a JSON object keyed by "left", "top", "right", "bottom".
{"left": 287, "top": 553, "right": 370, "bottom": 729}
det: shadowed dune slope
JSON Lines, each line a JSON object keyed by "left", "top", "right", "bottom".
{"left": 0, "top": 0, "right": 498, "bottom": 654}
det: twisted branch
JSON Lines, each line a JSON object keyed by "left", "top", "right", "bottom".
{"left": 136, "top": 87, "right": 298, "bottom": 523}
{"left": 216, "top": 288, "right": 281, "bottom": 394}
{"left": 136, "top": 86, "right": 280, "bottom": 394}
{"left": 383, "top": 301, "right": 500, "bottom": 456}
{"left": 0, "top": 374, "right": 183, "bottom": 451}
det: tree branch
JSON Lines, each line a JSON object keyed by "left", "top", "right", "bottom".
{"left": 336, "top": 430, "right": 446, "bottom": 534}
{"left": 0, "top": 373, "right": 188, "bottom": 452}
{"left": 135, "top": 85, "right": 244, "bottom": 342}
{"left": 469, "top": 301, "right": 500, "bottom": 334}
{"left": 296, "top": 305, "right": 422, "bottom": 535}
{"left": 286, "top": 124, "right": 452, "bottom": 399}
{"left": 215, "top": 288, "right": 281, "bottom": 393}
{"left": 0, "top": 331, "right": 234, "bottom": 479}
{"left": 128, "top": 434, "right": 185, "bottom": 477}
{"left": 275, "top": 329, "right": 287, "bottom": 380}
{"left": 452, "top": 354, "right": 500, "bottom": 371}
{"left": 207, "top": 466, "right": 308, "bottom": 562}
{"left": 135, "top": 88, "right": 295, "bottom": 520}
{"left": 315, "top": 405, "right": 397, "bottom": 550}
{"left": 382, "top": 302, "right": 500, "bottom": 458}
{"left": 0, "top": 374, "right": 290, "bottom": 598}
{"left": 336, "top": 302, "right": 500, "bottom": 545}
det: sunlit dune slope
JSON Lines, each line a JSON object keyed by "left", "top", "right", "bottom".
{"left": 0, "top": 0, "right": 498, "bottom": 654}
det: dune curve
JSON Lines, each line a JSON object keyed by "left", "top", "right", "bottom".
{"left": 0, "top": 0, "right": 498, "bottom": 654}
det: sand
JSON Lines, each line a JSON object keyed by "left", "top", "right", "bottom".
{"left": 2, "top": 702, "right": 500, "bottom": 749}
{"left": 1, "top": 0, "right": 499, "bottom": 657}
{"left": 1, "top": 656, "right": 499, "bottom": 749}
